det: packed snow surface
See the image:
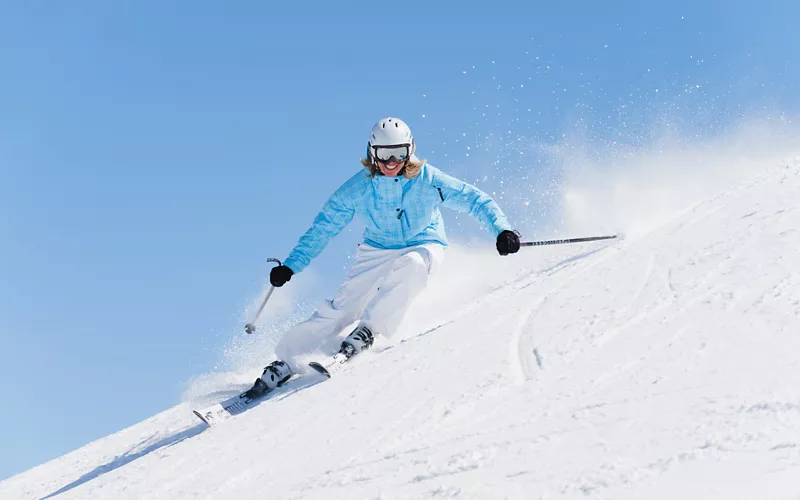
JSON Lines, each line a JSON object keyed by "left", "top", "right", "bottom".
{"left": 3, "top": 157, "right": 800, "bottom": 499}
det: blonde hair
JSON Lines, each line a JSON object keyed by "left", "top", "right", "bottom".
{"left": 360, "top": 156, "right": 426, "bottom": 179}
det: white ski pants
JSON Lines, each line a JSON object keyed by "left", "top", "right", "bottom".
{"left": 275, "top": 242, "right": 444, "bottom": 371}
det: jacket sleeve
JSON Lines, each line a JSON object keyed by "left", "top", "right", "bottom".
{"left": 433, "top": 169, "right": 512, "bottom": 237}
{"left": 283, "top": 183, "right": 357, "bottom": 273}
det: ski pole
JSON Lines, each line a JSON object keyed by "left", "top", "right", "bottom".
{"left": 244, "top": 258, "right": 282, "bottom": 334}
{"left": 520, "top": 234, "right": 618, "bottom": 247}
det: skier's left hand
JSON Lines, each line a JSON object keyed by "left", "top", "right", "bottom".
{"left": 496, "top": 230, "right": 520, "bottom": 256}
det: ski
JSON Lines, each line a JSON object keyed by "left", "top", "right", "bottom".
{"left": 193, "top": 393, "right": 253, "bottom": 427}
{"left": 312, "top": 351, "right": 350, "bottom": 375}
{"left": 192, "top": 365, "right": 330, "bottom": 427}
{"left": 311, "top": 341, "right": 391, "bottom": 377}
{"left": 192, "top": 350, "right": 361, "bottom": 426}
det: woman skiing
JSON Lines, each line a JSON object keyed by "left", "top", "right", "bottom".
{"left": 246, "top": 117, "right": 520, "bottom": 398}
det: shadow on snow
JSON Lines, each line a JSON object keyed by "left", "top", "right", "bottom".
{"left": 40, "top": 424, "right": 205, "bottom": 499}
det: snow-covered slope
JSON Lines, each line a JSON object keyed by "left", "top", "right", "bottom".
{"left": 3, "top": 158, "right": 800, "bottom": 499}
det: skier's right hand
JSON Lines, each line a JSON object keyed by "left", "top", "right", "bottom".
{"left": 270, "top": 265, "right": 293, "bottom": 287}
{"left": 496, "top": 230, "right": 521, "bottom": 256}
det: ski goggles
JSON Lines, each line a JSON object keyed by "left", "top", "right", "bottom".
{"left": 371, "top": 144, "right": 411, "bottom": 164}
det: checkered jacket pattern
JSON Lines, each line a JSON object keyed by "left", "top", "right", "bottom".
{"left": 283, "top": 163, "right": 512, "bottom": 273}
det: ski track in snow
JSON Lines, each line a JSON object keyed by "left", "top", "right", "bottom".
{"left": 3, "top": 161, "right": 800, "bottom": 499}
{"left": 509, "top": 241, "right": 623, "bottom": 385}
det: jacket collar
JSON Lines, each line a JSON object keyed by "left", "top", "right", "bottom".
{"left": 372, "top": 173, "right": 410, "bottom": 185}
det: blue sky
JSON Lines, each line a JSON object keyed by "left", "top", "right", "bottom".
{"left": 1, "top": 0, "right": 798, "bottom": 480}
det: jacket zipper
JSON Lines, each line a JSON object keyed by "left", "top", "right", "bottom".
{"left": 397, "top": 209, "right": 411, "bottom": 228}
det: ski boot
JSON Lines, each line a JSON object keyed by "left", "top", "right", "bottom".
{"left": 339, "top": 323, "right": 375, "bottom": 360}
{"left": 244, "top": 360, "right": 293, "bottom": 399}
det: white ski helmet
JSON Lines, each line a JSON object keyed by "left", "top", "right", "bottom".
{"left": 367, "top": 117, "right": 415, "bottom": 161}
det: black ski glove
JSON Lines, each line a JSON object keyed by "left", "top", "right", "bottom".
{"left": 496, "top": 230, "right": 521, "bottom": 256}
{"left": 270, "top": 265, "right": 294, "bottom": 287}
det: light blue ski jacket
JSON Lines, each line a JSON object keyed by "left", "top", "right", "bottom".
{"left": 283, "top": 163, "right": 512, "bottom": 273}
